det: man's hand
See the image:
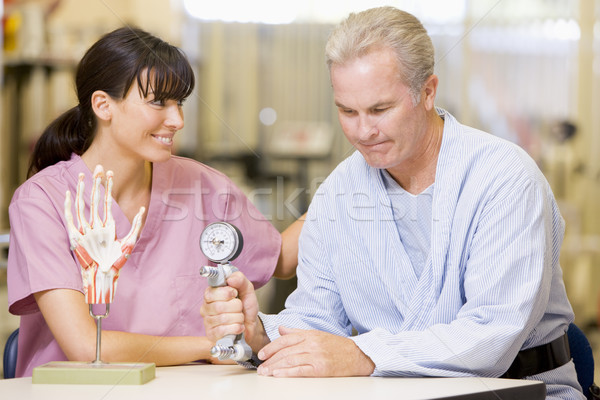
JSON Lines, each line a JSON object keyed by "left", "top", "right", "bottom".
{"left": 256, "top": 326, "right": 375, "bottom": 377}
{"left": 200, "top": 271, "right": 269, "bottom": 352}
{"left": 64, "top": 165, "right": 145, "bottom": 304}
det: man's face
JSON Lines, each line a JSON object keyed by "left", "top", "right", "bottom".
{"left": 331, "top": 47, "right": 431, "bottom": 175}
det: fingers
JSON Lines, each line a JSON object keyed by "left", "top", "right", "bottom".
{"left": 225, "top": 271, "right": 256, "bottom": 302}
{"left": 90, "top": 165, "right": 104, "bottom": 228}
{"left": 257, "top": 332, "right": 318, "bottom": 377}
{"left": 203, "top": 285, "right": 238, "bottom": 303}
{"left": 256, "top": 328, "right": 333, "bottom": 377}
{"left": 258, "top": 330, "right": 376, "bottom": 377}
{"left": 64, "top": 190, "right": 81, "bottom": 249}
{"left": 75, "top": 173, "right": 89, "bottom": 233}
{"left": 201, "top": 286, "right": 242, "bottom": 320}
{"left": 258, "top": 357, "right": 317, "bottom": 377}
{"left": 270, "top": 365, "right": 316, "bottom": 378}
{"left": 258, "top": 326, "right": 305, "bottom": 362}
{"left": 224, "top": 272, "right": 263, "bottom": 345}
{"left": 202, "top": 312, "right": 245, "bottom": 340}
{"left": 118, "top": 207, "right": 145, "bottom": 266}
{"left": 278, "top": 325, "right": 302, "bottom": 336}
{"left": 200, "top": 286, "right": 245, "bottom": 341}
{"left": 122, "top": 206, "right": 145, "bottom": 250}
{"left": 103, "top": 170, "right": 114, "bottom": 226}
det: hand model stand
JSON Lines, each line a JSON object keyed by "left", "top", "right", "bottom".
{"left": 32, "top": 165, "right": 155, "bottom": 385}
{"left": 199, "top": 222, "right": 261, "bottom": 368}
{"left": 90, "top": 304, "right": 110, "bottom": 365}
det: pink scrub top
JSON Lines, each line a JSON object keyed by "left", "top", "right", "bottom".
{"left": 7, "top": 154, "right": 281, "bottom": 377}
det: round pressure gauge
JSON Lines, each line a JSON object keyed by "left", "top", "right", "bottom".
{"left": 199, "top": 222, "right": 244, "bottom": 263}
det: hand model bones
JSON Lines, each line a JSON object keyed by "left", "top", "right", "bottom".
{"left": 64, "top": 165, "right": 145, "bottom": 304}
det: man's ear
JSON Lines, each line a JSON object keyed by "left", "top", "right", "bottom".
{"left": 91, "top": 90, "right": 112, "bottom": 121}
{"left": 421, "top": 74, "right": 438, "bottom": 111}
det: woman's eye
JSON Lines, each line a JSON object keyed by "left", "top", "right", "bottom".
{"left": 149, "top": 99, "right": 184, "bottom": 107}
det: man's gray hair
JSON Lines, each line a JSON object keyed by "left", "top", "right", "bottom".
{"left": 325, "top": 6, "right": 435, "bottom": 104}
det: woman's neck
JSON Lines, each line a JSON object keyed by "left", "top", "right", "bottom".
{"left": 81, "top": 146, "right": 153, "bottom": 223}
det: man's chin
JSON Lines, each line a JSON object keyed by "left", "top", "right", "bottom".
{"left": 360, "top": 153, "right": 392, "bottom": 170}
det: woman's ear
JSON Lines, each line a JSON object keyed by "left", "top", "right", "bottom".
{"left": 91, "top": 90, "right": 112, "bottom": 121}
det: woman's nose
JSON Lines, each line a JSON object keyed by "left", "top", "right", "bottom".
{"left": 165, "top": 104, "right": 184, "bottom": 130}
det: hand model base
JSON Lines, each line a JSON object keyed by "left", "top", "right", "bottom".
{"left": 32, "top": 361, "right": 155, "bottom": 385}
{"left": 32, "top": 303, "right": 156, "bottom": 385}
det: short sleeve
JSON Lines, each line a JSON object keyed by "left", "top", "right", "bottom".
{"left": 8, "top": 183, "right": 83, "bottom": 315}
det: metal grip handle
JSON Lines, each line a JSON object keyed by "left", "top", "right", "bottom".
{"left": 199, "top": 264, "right": 238, "bottom": 287}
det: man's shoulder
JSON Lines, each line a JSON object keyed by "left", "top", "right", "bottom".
{"left": 314, "top": 151, "right": 376, "bottom": 196}
{"left": 444, "top": 116, "right": 539, "bottom": 179}
{"left": 441, "top": 116, "right": 549, "bottom": 200}
{"left": 326, "top": 151, "right": 370, "bottom": 181}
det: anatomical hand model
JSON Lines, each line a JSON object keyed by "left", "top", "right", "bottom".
{"left": 64, "top": 165, "right": 145, "bottom": 304}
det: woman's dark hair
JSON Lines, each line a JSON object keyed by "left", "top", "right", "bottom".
{"left": 28, "top": 27, "right": 195, "bottom": 177}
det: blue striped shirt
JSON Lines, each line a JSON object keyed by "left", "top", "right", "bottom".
{"left": 259, "top": 109, "right": 583, "bottom": 399}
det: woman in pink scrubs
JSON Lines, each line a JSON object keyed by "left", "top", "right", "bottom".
{"left": 7, "top": 27, "right": 293, "bottom": 377}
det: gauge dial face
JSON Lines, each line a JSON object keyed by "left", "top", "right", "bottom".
{"left": 200, "top": 222, "right": 243, "bottom": 263}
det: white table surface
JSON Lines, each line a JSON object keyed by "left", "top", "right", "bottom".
{"left": 0, "top": 364, "right": 546, "bottom": 400}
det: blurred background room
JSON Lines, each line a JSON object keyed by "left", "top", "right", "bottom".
{"left": 1, "top": 0, "right": 599, "bottom": 381}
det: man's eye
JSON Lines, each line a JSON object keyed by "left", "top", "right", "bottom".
{"left": 149, "top": 99, "right": 165, "bottom": 106}
{"left": 373, "top": 108, "right": 388, "bottom": 113}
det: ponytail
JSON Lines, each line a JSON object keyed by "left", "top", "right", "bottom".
{"left": 27, "top": 105, "right": 94, "bottom": 177}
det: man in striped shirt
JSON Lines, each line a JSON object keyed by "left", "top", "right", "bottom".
{"left": 201, "top": 7, "right": 584, "bottom": 399}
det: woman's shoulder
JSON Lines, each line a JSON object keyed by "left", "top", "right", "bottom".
{"left": 11, "top": 157, "right": 80, "bottom": 203}
{"left": 162, "top": 156, "right": 231, "bottom": 181}
{"left": 156, "top": 156, "right": 248, "bottom": 199}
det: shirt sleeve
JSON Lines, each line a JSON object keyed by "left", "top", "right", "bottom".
{"left": 259, "top": 197, "right": 353, "bottom": 341}
{"left": 351, "top": 178, "right": 557, "bottom": 377}
{"left": 8, "top": 183, "right": 83, "bottom": 315}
